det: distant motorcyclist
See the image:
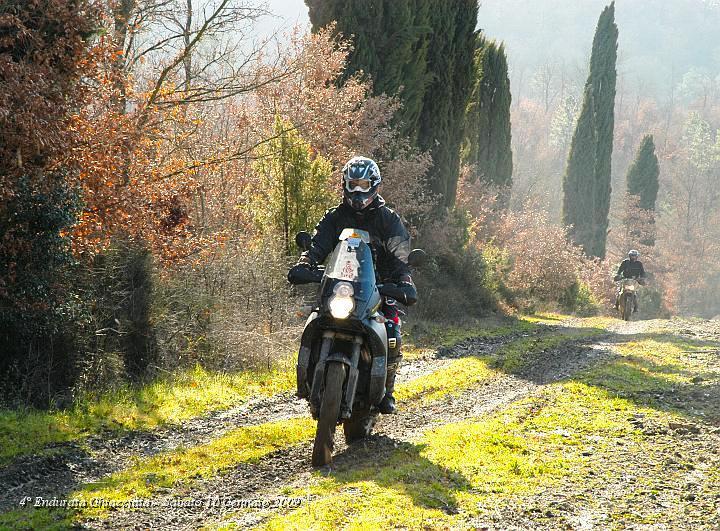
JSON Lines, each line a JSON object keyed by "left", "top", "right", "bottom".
{"left": 614, "top": 249, "right": 645, "bottom": 311}
{"left": 289, "top": 156, "right": 417, "bottom": 414}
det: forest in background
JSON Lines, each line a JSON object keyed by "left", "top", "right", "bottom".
{"left": 1, "top": 0, "right": 719, "bottom": 409}
{"left": 482, "top": 0, "right": 720, "bottom": 317}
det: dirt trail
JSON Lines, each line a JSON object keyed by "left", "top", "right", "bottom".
{"left": 85, "top": 324, "right": 614, "bottom": 530}
{"left": 0, "top": 323, "right": 546, "bottom": 515}
{"left": 4, "top": 316, "right": 718, "bottom": 530}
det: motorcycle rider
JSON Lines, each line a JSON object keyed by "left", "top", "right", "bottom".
{"left": 614, "top": 249, "right": 646, "bottom": 312}
{"left": 289, "top": 156, "right": 417, "bottom": 415}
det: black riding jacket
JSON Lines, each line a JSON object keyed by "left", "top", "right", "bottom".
{"left": 302, "top": 196, "right": 411, "bottom": 283}
{"left": 616, "top": 259, "right": 645, "bottom": 279}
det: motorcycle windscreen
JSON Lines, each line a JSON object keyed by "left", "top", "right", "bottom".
{"left": 324, "top": 236, "right": 375, "bottom": 302}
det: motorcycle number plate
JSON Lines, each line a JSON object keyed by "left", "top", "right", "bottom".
{"left": 347, "top": 237, "right": 361, "bottom": 249}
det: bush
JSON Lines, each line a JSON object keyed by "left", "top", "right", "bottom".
{"left": 458, "top": 179, "right": 612, "bottom": 313}
{"left": 559, "top": 281, "right": 600, "bottom": 316}
{"left": 74, "top": 240, "right": 159, "bottom": 396}
{"left": 413, "top": 209, "right": 499, "bottom": 321}
{"left": 148, "top": 237, "right": 303, "bottom": 372}
{"left": 0, "top": 175, "right": 84, "bottom": 407}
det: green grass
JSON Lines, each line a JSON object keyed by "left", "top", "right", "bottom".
{"left": 581, "top": 333, "right": 720, "bottom": 422}
{"left": 396, "top": 357, "right": 497, "bottom": 404}
{"left": 9, "top": 316, "right": 719, "bottom": 530}
{"left": 257, "top": 381, "right": 646, "bottom": 530}
{"left": 237, "top": 320, "right": 720, "bottom": 529}
{"left": 0, "top": 363, "right": 296, "bottom": 465}
{"left": 402, "top": 316, "right": 544, "bottom": 361}
{"left": 0, "top": 314, "right": 570, "bottom": 466}
{"left": 488, "top": 326, "right": 605, "bottom": 374}
{"left": 407, "top": 316, "right": 543, "bottom": 346}
{"left": 1, "top": 417, "right": 317, "bottom": 528}
{"left": 398, "top": 323, "right": 605, "bottom": 405}
{"left": 73, "top": 417, "right": 316, "bottom": 519}
{"left": 258, "top": 334, "right": 720, "bottom": 529}
{"left": 1, "top": 317, "right": 606, "bottom": 530}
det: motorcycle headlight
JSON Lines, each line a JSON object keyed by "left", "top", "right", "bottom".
{"left": 329, "top": 282, "right": 355, "bottom": 319}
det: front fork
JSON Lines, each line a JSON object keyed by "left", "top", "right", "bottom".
{"left": 308, "top": 332, "right": 363, "bottom": 420}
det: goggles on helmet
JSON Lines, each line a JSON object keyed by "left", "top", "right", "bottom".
{"left": 345, "top": 177, "right": 372, "bottom": 193}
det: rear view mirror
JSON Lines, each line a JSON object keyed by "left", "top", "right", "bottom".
{"left": 295, "top": 231, "right": 312, "bottom": 251}
{"left": 408, "top": 249, "right": 426, "bottom": 267}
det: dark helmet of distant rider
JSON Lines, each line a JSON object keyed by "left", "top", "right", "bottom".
{"left": 342, "top": 156, "right": 382, "bottom": 211}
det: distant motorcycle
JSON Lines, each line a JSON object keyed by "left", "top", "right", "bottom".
{"left": 617, "top": 277, "right": 641, "bottom": 321}
{"left": 288, "top": 228, "right": 424, "bottom": 467}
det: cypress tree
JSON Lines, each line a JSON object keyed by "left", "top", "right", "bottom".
{"left": 626, "top": 134, "right": 660, "bottom": 245}
{"left": 305, "top": 0, "right": 432, "bottom": 141}
{"left": 627, "top": 135, "right": 660, "bottom": 210}
{"left": 562, "top": 2, "right": 618, "bottom": 258}
{"left": 305, "top": 0, "right": 478, "bottom": 211}
{"left": 463, "top": 35, "right": 513, "bottom": 202}
{"left": 416, "top": 0, "right": 478, "bottom": 210}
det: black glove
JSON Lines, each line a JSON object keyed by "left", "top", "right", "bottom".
{"left": 379, "top": 281, "right": 418, "bottom": 306}
{"left": 288, "top": 259, "right": 322, "bottom": 285}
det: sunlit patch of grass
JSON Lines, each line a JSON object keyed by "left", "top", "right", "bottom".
{"left": 520, "top": 312, "right": 569, "bottom": 324}
{"left": 74, "top": 417, "right": 315, "bottom": 519}
{"left": 260, "top": 481, "right": 458, "bottom": 531}
{"left": 576, "top": 315, "right": 619, "bottom": 329}
{"left": 396, "top": 357, "right": 496, "bottom": 404}
{"left": 581, "top": 335, "right": 720, "bottom": 421}
{"left": 488, "top": 327, "right": 605, "bottom": 374}
{"left": 0, "top": 417, "right": 316, "bottom": 527}
{"left": 616, "top": 337, "right": 714, "bottom": 377}
{"left": 258, "top": 382, "right": 646, "bottom": 530}
{"left": 0, "top": 507, "right": 73, "bottom": 531}
{"left": 405, "top": 316, "right": 543, "bottom": 350}
{"left": 0, "top": 362, "right": 296, "bottom": 465}
{"left": 398, "top": 328, "right": 606, "bottom": 405}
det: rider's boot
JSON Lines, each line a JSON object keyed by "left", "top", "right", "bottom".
{"left": 377, "top": 356, "right": 400, "bottom": 414}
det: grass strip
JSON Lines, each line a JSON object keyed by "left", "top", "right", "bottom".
{"left": 0, "top": 315, "right": 553, "bottom": 464}
{"left": 1, "top": 417, "right": 316, "bottom": 528}
{"left": 0, "top": 363, "right": 296, "bottom": 465}
{"left": 256, "top": 382, "right": 640, "bottom": 530}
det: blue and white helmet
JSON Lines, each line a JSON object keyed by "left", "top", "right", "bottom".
{"left": 342, "top": 156, "right": 382, "bottom": 211}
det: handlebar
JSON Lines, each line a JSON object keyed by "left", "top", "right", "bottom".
{"left": 615, "top": 276, "right": 645, "bottom": 285}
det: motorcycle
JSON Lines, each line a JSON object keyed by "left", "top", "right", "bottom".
{"left": 617, "top": 277, "right": 640, "bottom": 321}
{"left": 288, "top": 228, "right": 424, "bottom": 467}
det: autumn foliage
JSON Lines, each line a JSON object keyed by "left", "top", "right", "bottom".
{"left": 0, "top": 2, "right": 440, "bottom": 405}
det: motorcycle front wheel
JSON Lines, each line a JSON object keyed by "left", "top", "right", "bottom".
{"left": 311, "top": 361, "right": 346, "bottom": 467}
{"left": 622, "top": 294, "right": 633, "bottom": 321}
